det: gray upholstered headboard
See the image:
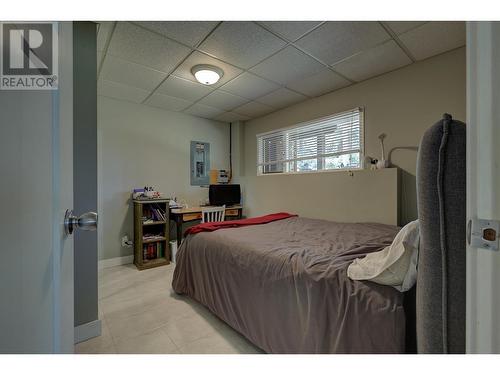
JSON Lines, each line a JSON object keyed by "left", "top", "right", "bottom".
{"left": 416, "top": 114, "right": 466, "bottom": 353}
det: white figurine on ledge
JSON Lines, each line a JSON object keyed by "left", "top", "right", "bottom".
{"left": 377, "top": 133, "right": 389, "bottom": 169}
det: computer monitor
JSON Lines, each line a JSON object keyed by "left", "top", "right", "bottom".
{"left": 209, "top": 184, "right": 241, "bottom": 206}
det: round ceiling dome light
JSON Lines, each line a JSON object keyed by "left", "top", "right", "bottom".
{"left": 191, "top": 64, "right": 224, "bottom": 85}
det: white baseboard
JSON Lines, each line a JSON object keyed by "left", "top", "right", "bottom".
{"left": 75, "top": 319, "right": 102, "bottom": 344}
{"left": 98, "top": 255, "right": 133, "bottom": 270}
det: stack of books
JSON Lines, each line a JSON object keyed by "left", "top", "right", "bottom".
{"left": 142, "top": 204, "right": 167, "bottom": 223}
{"left": 142, "top": 234, "right": 165, "bottom": 241}
{"left": 143, "top": 242, "right": 164, "bottom": 261}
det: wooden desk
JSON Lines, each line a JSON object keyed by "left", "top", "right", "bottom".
{"left": 170, "top": 205, "right": 243, "bottom": 245}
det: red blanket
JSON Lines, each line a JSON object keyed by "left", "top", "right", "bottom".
{"left": 184, "top": 212, "right": 297, "bottom": 236}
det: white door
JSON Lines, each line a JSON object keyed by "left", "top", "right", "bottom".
{"left": 0, "top": 22, "right": 75, "bottom": 353}
{"left": 466, "top": 21, "right": 500, "bottom": 353}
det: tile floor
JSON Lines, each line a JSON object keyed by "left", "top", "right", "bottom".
{"left": 75, "top": 263, "right": 264, "bottom": 354}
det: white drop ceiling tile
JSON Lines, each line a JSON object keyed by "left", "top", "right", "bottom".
{"left": 198, "top": 90, "right": 249, "bottom": 111}
{"left": 256, "top": 88, "right": 307, "bottom": 108}
{"left": 220, "top": 72, "right": 280, "bottom": 100}
{"left": 398, "top": 21, "right": 465, "bottom": 61}
{"left": 250, "top": 46, "right": 325, "bottom": 85}
{"left": 183, "top": 103, "right": 224, "bottom": 119}
{"left": 172, "top": 51, "right": 243, "bottom": 88}
{"left": 385, "top": 21, "right": 427, "bottom": 35}
{"left": 134, "top": 21, "right": 218, "bottom": 47}
{"left": 198, "top": 21, "right": 287, "bottom": 69}
{"left": 98, "top": 79, "right": 150, "bottom": 104}
{"left": 156, "top": 75, "right": 213, "bottom": 101}
{"left": 145, "top": 93, "right": 193, "bottom": 112}
{"left": 333, "top": 40, "right": 412, "bottom": 82}
{"left": 260, "top": 21, "right": 322, "bottom": 41}
{"left": 295, "top": 21, "right": 391, "bottom": 65}
{"left": 214, "top": 112, "right": 251, "bottom": 122}
{"left": 286, "top": 69, "right": 351, "bottom": 97}
{"left": 101, "top": 55, "right": 167, "bottom": 91}
{"left": 97, "top": 22, "right": 114, "bottom": 52}
{"left": 233, "top": 101, "right": 275, "bottom": 118}
{"left": 107, "top": 22, "right": 191, "bottom": 73}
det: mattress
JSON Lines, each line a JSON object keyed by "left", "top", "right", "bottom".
{"left": 172, "top": 216, "right": 405, "bottom": 353}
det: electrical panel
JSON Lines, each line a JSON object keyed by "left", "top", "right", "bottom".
{"left": 190, "top": 141, "right": 210, "bottom": 186}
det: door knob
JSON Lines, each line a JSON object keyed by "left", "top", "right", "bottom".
{"left": 64, "top": 209, "right": 98, "bottom": 235}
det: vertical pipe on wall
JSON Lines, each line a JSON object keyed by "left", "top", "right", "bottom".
{"left": 229, "top": 122, "right": 233, "bottom": 182}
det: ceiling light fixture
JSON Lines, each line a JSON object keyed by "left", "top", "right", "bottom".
{"left": 191, "top": 64, "right": 224, "bottom": 85}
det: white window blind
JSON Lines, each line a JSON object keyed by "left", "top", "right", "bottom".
{"left": 257, "top": 108, "right": 363, "bottom": 175}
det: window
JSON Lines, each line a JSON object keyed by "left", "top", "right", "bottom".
{"left": 257, "top": 108, "right": 364, "bottom": 175}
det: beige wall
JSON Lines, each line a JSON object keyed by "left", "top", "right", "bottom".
{"left": 243, "top": 168, "right": 400, "bottom": 225}
{"left": 98, "top": 96, "right": 230, "bottom": 260}
{"left": 240, "top": 47, "right": 466, "bottom": 224}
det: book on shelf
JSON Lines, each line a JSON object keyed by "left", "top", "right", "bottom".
{"left": 142, "top": 233, "right": 165, "bottom": 241}
{"left": 141, "top": 204, "right": 167, "bottom": 223}
{"left": 142, "top": 242, "right": 164, "bottom": 261}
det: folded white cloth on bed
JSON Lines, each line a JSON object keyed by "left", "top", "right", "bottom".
{"left": 347, "top": 220, "right": 419, "bottom": 292}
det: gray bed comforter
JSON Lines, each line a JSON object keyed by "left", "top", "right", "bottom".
{"left": 172, "top": 216, "right": 405, "bottom": 353}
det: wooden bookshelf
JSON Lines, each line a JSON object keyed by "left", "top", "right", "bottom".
{"left": 133, "top": 199, "right": 170, "bottom": 270}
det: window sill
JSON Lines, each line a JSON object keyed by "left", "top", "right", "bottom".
{"left": 256, "top": 167, "right": 366, "bottom": 177}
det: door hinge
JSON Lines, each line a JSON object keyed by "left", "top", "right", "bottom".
{"left": 467, "top": 218, "right": 500, "bottom": 251}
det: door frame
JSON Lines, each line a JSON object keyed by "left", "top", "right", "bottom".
{"left": 466, "top": 21, "right": 500, "bottom": 354}
{"left": 53, "top": 21, "right": 75, "bottom": 353}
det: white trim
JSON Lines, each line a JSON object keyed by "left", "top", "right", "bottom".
{"left": 74, "top": 319, "right": 101, "bottom": 344}
{"left": 256, "top": 166, "right": 364, "bottom": 177}
{"left": 256, "top": 107, "right": 364, "bottom": 176}
{"left": 98, "top": 255, "right": 133, "bottom": 270}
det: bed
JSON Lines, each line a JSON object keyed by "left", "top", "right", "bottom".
{"left": 172, "top": 114, "right": 466, "bottom": 354}
{"left": 172, "top": 217, "right": 405, "bottom": 353}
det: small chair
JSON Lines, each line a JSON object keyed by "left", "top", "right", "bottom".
{"left": 201, "top": 205, "right": 226, "bottom": 223}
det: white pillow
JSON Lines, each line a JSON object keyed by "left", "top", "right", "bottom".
{"left": 347, "top": 220, "right": 419, "bottom": 292}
